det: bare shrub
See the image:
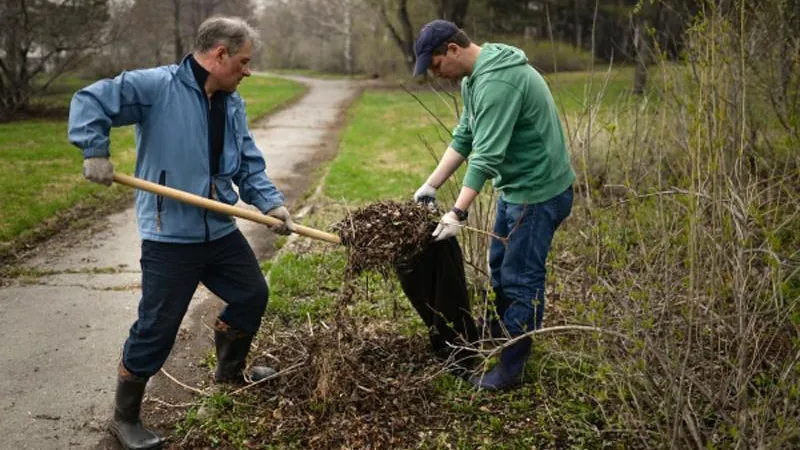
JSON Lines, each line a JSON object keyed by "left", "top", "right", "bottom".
{"left": 555, "top": 1, "right": 800, "bottom": 448}
{"left": 408, "top": 1, "right": 798, "bottom": 447}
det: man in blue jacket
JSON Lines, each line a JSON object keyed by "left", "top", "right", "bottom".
{"left": 68, "top": 16, "right": 292, "bottom": 450}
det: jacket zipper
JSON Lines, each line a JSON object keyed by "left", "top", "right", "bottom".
{"left": 204, "top": 95, "right": 211, "bottom": 242}
{"left": 156, "top": 170, "right": 166, "bottom": 232}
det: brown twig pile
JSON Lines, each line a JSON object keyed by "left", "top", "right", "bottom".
{"left": 174, "top": 320, "right": 445, "bottom": 449}
{"left": 332, "top": 200, "right": 439, "bottom": 276}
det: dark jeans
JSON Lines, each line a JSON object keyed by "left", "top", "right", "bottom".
{"left": 489, "top": 186, "right": 573, "bottom": 336}
{"left": 122, "top": 230, "right": 268, "bottom": 378}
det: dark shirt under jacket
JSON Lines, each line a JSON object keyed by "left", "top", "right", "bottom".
{"left": 188, "top": 54, "right": 228, "bottom": 176}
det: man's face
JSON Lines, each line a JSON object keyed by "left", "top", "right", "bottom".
{"left": 430, "top": 45, "right": 464, "bottom": 80}
{"left": 210, "top": 40, "right": 253, "bottom": 92}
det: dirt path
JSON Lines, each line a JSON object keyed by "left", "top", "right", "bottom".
{"left": 0, "top": 75, "right": 361, "bottom": 450}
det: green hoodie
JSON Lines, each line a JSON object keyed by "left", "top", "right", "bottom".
{"left": 450, "top": 43, "right": 575, "bottom": 204}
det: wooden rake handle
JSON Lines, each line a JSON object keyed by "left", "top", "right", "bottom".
{"left": 112, "top": 173, "right": 342, "bottom": 245}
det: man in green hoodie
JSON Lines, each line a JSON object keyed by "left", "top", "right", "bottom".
{"left": 411, "top": 20, "right": 575, "bottom": 390}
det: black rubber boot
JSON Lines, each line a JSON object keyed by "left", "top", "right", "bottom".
{"left": 469, "top": 336, "right": 532, "bottom": 391}
{"left": 214, "top": 319, "right": 276, "bottom": 384}
{"left": 109, "top": 366, "right": 164, "bottom": 450}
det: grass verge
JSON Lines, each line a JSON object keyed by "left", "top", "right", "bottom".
{"left": 0, "top": 74, "right": 306, "bottom": 265}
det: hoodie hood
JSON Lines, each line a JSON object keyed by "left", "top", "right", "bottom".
{"left": 471, "top": 43, "right": 529, "bottom": 79}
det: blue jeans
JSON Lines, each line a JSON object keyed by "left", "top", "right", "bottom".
{"left": 122, "top": 230, "right": 268, "bottom": 378}
{"left": 489, "top": 186, "right": 573, "bottom": 336}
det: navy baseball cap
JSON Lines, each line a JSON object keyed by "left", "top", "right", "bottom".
{"left": 413, "top": 20, "right": 460, "bottom": 76}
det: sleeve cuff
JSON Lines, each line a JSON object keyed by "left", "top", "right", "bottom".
{"left": 252, "top": 193, "right": 284, "bottom": 215}
{"left": 463, "top": 166, "right": 489, "bottom": 192}
{"left": 449, "top": 139, "right": 472, "bottom": 158}
{"left": 83, "top": 147, "right": 110, "bottom": 159}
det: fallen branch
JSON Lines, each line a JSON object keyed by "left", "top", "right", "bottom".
{"left": 159, "top": 368, "right": 209, "bottom": 397}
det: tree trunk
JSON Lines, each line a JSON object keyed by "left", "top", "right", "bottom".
{"left": 573, "top": 0, "right": 582, "bottom": 49}
{"left": 173, "top": 0, "right": 183, "bottom": 62}
{"left": 437, "top": 0, "right": 469, "bottom": 27}
{"left": 343, "top": 0, "right": 353, "bottom": 73}
{"left": 378, "top": 0, "right": 415, "bottom": 72}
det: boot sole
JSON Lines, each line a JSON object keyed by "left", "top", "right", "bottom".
{"left": 109, "top": 422, "right": 164, "bottom": 450}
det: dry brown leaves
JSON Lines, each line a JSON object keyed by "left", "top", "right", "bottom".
{"left": 332, "top": 200, "right": 439, "bottom": 276}
{"left": 176, "top": 321, "right": 446, "bottom": 449}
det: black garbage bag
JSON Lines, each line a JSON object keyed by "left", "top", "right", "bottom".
{"left": 394, "top": 237, "right": 480, "bottom": 373}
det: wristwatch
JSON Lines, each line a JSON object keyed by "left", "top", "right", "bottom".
{"left": 451, "top": 206, "right": 469, "bottom": 221}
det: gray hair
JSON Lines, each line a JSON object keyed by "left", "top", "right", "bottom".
{"left": 194, "top": 16, "right": 260, "bottom": 55}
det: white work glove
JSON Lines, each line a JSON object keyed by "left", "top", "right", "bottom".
{"left": 266, "top": 206, "right": 295, "bottom": 235}
{"left": 432, "top": 210, "right": 465, "bottom": 241}
{"left": 413, "top": 182, "right": 437, "bottom": 204}
{"left": 83, "top": 157, "right": 114, "bottom": 186}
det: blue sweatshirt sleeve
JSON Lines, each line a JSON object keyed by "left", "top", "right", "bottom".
{"left": 231, "top": 103, "right": 285, "bottom": 213}
{"left": 67, "top": 68, "right": 167, "bottom": 158}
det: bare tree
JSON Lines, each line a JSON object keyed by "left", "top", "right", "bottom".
{"left": 283, "top": 0, "right": 360, "bottom": 73}
{"left": 181, "top": 0, "right": 255, "bottom": 56}
{"left": 374, "top": 0, "right": 417, "bottom": 72}
{"left": 0, "top": 0, "right": 111, "bottom": 119}
{"left": 172, "top": 0, "right": 184, "bottom": 62}
{"left": 437, "top": 0, "right": 469, "bottom": 27}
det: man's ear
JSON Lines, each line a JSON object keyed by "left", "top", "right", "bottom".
{"left": 447, "top": 42, "right": 459, "bottom": 55}
{"left": 212, "top": 45, "right": 227, "bottom": 62}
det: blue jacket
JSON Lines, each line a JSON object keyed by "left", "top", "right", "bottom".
{"left": 68, "top": 56, "right": 285, "bottom": 243}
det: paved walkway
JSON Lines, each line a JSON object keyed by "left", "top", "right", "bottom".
{"left": 0, "top": 75, "right": 360, "bottom": 450}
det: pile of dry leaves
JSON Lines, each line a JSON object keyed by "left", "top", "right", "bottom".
{"left": 332, "top": 200, "right": 439, "bottom": 276}
{"left": 173, "top": 320, "right": 448, "bottom": 449}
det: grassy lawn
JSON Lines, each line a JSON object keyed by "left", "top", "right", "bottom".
{"left": 0, "top": 74, "right": 306, "bottom": 254}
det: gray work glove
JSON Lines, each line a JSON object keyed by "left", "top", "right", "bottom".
{"left": 413, "top": 182, "right": 437, "bottom": 204}
{"left": 432, "top": 210, "right": 465, "bottom": 241}
{"left": 266, "top": 206, "right": 295, "bottom": 235}
{"left": 83, "top": 157, "right": 114, "bottom": 186}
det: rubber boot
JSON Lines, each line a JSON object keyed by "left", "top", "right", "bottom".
{"left": 214, "top": 319, "right": 276, "bottom": 384}
{"left": 109, "top": 365, "right": 164, "bottom": 450}
{"left": 469, "top": 336, "right": 532, "bottom": 391}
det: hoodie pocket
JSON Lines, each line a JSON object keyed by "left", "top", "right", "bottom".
{"left": 156, "top": 170, "right": 166, "bottom": 232}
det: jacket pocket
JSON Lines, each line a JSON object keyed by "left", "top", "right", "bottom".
{"left": 156, "top": 170, "right": 166, "bottom": 232}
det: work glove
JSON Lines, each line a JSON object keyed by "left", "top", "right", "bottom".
{"left": 266, "top": 205, "right": 295, "bottom": 235}
{"left": 432, "top": 210, "right": 465, "bottom": 242}
{"left": 413, "top": 182, "right": 437, "bottom": 204}
{"left": 83, "top": 157, "right": 114, "bottom": 186}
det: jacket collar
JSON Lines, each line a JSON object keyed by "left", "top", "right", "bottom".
{"left": 176, "top": 54, "right": 232, "bottom": 101}
{"left": 176, "top": 54, "right": 203, "bottom": 93}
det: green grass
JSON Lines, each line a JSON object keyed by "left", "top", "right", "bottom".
{"left": 237, "top": 75, "right": 307, "bottom": 121}
{"left": 323, "top": 70, "right": 635, "bottom": 205}
{"left": 265, "top": 68, "right": 370, "bottom": 80}
{"left": 324, "top": 91, "right": 455, "bottom": 202}
{"left": 0, "top": 122, "right": 138, "bottom": 243}
{"left": 546, "top": 67, "right": 638, "bottom": 113}
{"left": 0, "top": 74, "right": 305, "bottom": 249}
